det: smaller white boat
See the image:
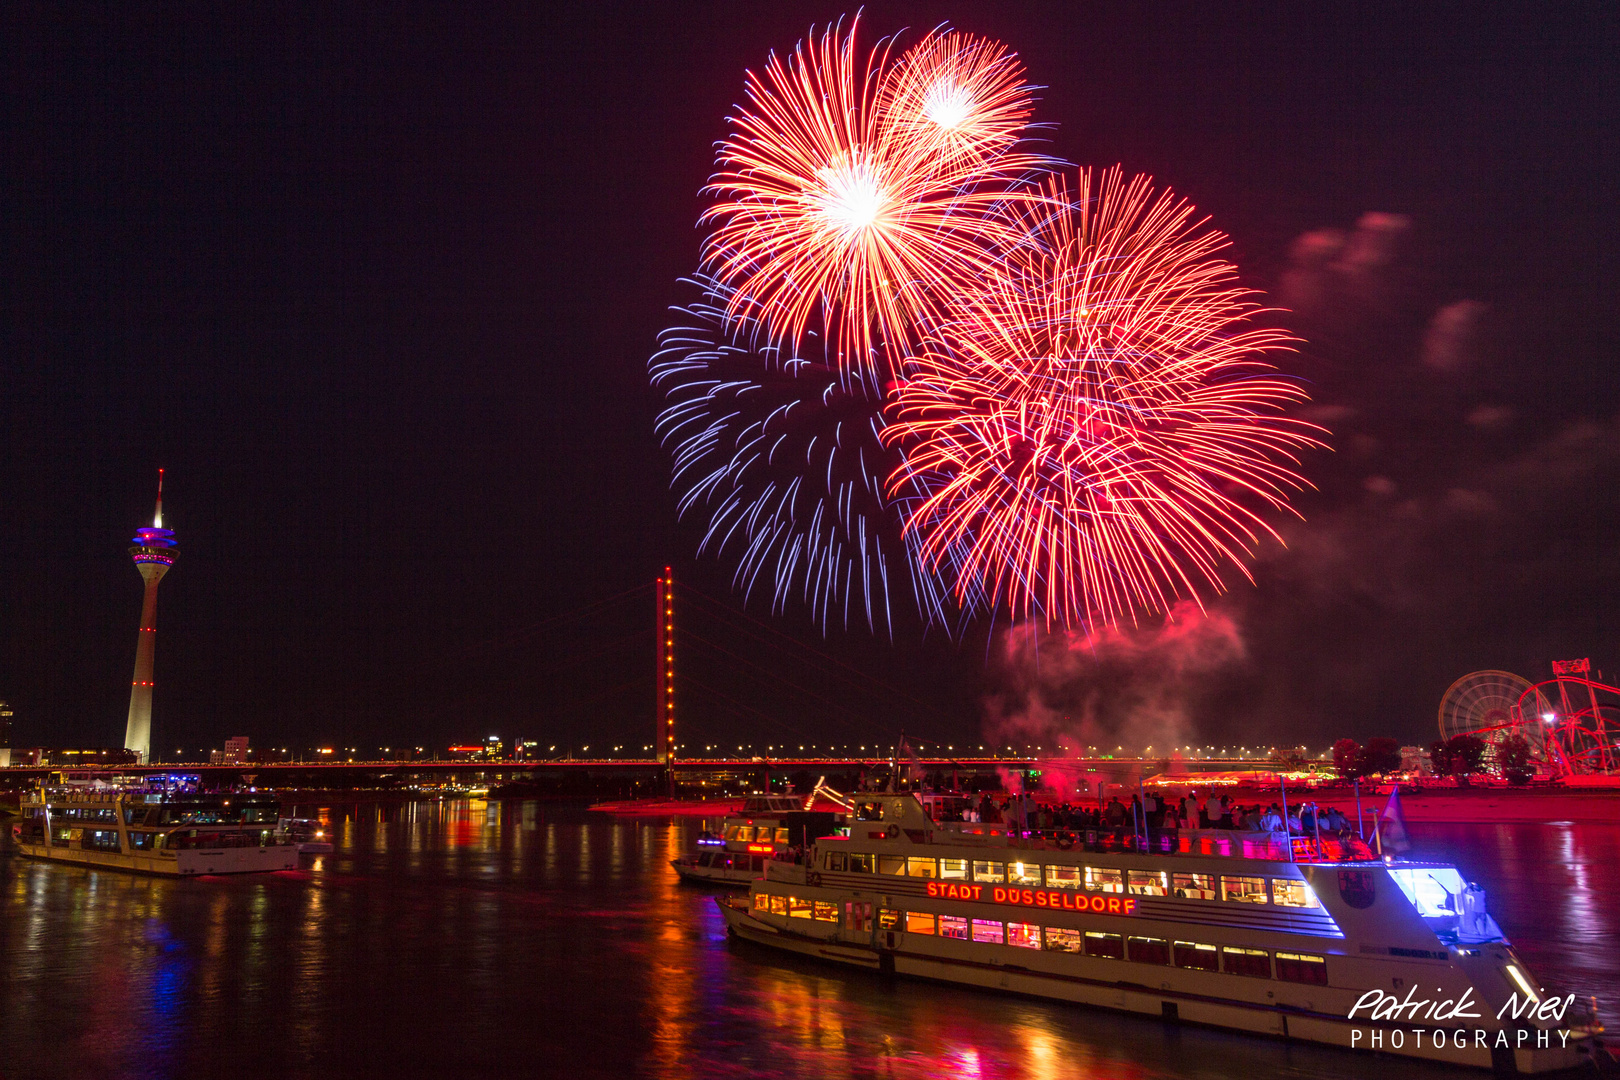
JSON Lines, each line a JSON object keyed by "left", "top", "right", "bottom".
{"left": 671, "top": 794, "right": 843, "bottom": 886}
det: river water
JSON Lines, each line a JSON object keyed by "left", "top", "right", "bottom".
{"left": 2, "top": 803, "right": 1615, "bottom": 1080}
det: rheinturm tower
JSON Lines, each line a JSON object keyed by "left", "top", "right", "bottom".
{"left": 124, "top": 470, "right": 177, "bottom": 764}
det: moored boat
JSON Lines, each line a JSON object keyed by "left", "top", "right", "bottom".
{"left": 13, "top": 779, "right": 299, "bottom": 876}
{"left": 671, "top": 794, "right": 841, "bottom": 886}
{"left": 717, "top": 793, "right": 1601, "bottom": 1073}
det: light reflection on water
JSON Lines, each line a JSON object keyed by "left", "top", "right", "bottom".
{"left": 0, "top": 805, "right": 1613, "bottom": 1080}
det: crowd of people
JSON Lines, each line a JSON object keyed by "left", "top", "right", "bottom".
{"left": 939, "top": 789, "right": 1370, "bottom": 857}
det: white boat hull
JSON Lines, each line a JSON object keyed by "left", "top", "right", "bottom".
{"left": 718, "top": 899, "right": 1586, "bottom": 1073}
{"left": 670, "top": 858, "right": 756, "bottom": 887}
{"left": 18, "top": 841, "right": 299, "bottom": 876}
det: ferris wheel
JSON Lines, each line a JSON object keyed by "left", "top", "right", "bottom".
{"left": 1438, "top": 670, "right": 1559, "bottom": 767}
{"left": 1439, "top": 671, "right": 1541, "bottom": 744}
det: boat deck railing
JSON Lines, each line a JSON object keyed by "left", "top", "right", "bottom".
{"left": 930, "top": 823, "right": 1376, "bottom": 863}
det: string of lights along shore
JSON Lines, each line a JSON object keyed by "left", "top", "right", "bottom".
{"left": 123, "top": 470, "right": 176, "bottom": 764}
{"left": 651, "top": 15, "right": 1321, "bottom": 636}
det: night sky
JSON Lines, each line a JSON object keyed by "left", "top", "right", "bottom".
{"left": 3, "top": 2, "right": 1615, "bottom": 758}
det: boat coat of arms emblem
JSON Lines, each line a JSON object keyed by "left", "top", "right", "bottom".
{"left": 1338, "top": 870, "right": 1376, "bottom": 909}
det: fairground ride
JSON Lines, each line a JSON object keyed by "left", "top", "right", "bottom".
{"left": 1438, "top": 660, "right": 1620, "bottom": 777}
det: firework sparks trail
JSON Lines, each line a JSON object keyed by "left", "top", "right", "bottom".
{"left": 883, "top": 168, "right": 1324, "bottom": 629}
{"left": 700, "top": 15, "right": 1047, "bottom": 386}
{"left": 650, "top": 277, "right": 960, "bottom": 634}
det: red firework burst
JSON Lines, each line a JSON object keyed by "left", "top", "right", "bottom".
{"left": 700, "top": 16, "right": 1044, "bottom": 384}
{"left": 877, "top": 26, "right": 1039, "bottom": 180}
{"left": 883, "top": 167, "right": 1323, "bottom": 629}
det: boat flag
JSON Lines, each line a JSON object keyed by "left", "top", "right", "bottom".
{"left": 1380, "top": 785, "right": 1412, "bottom": 853}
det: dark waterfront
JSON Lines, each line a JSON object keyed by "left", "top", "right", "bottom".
{"left": 2, "top": 804, "right": 1615, "bottom": 1080}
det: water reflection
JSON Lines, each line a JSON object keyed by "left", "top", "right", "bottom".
{"left": 0, "top": 808, "right": 1611, "bottom": 1080}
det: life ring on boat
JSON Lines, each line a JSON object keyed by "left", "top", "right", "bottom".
{"left": 886, "top": 824, "right": 900, "bottom": 839}
{"left": 808, "top": 872, "right": 823, "bottom": 888}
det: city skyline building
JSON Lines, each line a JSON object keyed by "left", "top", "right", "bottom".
{"left": 123, "top": 471, "right": 177, "bottom": 764}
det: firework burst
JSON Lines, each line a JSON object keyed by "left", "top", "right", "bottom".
{"left": 884, "top": 168, "right": 1322, "bottom": 629}
{"left": 878, "top": 26, "right": 1039, "bottom": 179}
{"left": 651, "top": 278, "right": 959, "bottom": 633}
{"left": 700, "top": 15, "right": 1045, "bottom": 384}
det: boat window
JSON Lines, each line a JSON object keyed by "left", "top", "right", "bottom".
{"left": 1084, "top": 932, "right": 1125, "bottom": 959}
{"left": 788, "top": 896, "right": 814, "bottom": 918}
{"left": 844, "top": 901, "right": 874, "bottom": 932}
{"left": 906, "top": 858, "right": 937, "bottom": 878}
{"left": 128, "top": 831, "right": 157, "bottom": 851}
{"left": 878, "top": 856, "right": 907, "bottom": 875}
{"left": 1128, "top": 871, "right": 1168, "bottom": 896}
{"left": 751, "top": 856, "right": 765, "bottom": 872}
{"left": 770, "top": 894, "right": 788, "bottom": 916}
{"left": 725, "top": 826, "right": 742, "bottom": 841}
{"left": 814, "top": 901, "right": 839, "bottom": 923}
{"left": 825, "top": 851, "right": 847, "bottom": 872}
{"left": 774, "top": 828, "right": 790, "bottom": 844}
{"left": 1172, "top": 873, "right": 1217, "bottom": 899}
{"left": 1007, "top": 922, "right": 1041, "bottom": 949}
{"left": 906, "top": 912, "right": 937, "bottom": 935}
{"left": 753, "top": 892, "right": 770, "bottom": 912}
{"left": 1085, "top": 868, "right": 1124, "bottom": 893}
{"left": 855, "top": 802, "right": 885, "bottom": 821}
{"left": 1388, "top": 867, "right": 1465, "bottom": 917}
{"left": 1173, "top": 941, "right": 1218, "bottom": 971}
{"left": 879, "top": 909, "right": 900, "bottom": 930}
{"left": 1271, "top": 879, "right": 1320, "bottom": 908}
{"left": 971, "top": 919, "right": 1004, "bottom": 945}
{"left": 85, "top": 830, "right": 122, "bottom": 852}
{"left": 1221, "top": 875, "right": 1268, "bottom": 904}
{"left": 972, "top": 861, "right": 1006, "bottom": 883}
{"left": 735, "top": 826, "right": 753, "bottom": 842}
{"left": 1007, "top": 861, "right": 1041, "bottom": 887}
{"left": 1221, "top": 947, "right": 1272, "bottom": 978}
{"left": 846, "top": 853, "right": 872, "bottom": 873}
{"left": 697, "top": 852, "right": 714, "bottom": 867}
{"left": 1045, "top": 865, "right": 1082, "bottom": 890}
{"left": 939, "top": 859, "right": 969, "bottom": 880}
{"left": 1043, "top": 927, "right": 1084, "bottom": 953}
{"left": 1128, "top": 936, "right": 1170, "bottom": 964}
{"left": 1275, "top": 952, "right": 1329, "bottom": 985}
{"left": 939, "top": 915, "right": 970, "bottom": 940}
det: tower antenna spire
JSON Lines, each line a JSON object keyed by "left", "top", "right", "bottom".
{"left": 154, "top": 468, "right": 164, "bottom": 528}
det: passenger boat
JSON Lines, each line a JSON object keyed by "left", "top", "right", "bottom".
{"left": 671, "top": 794, "right": 840, "bottom": 886}
{"left": 12, "top": 781, "right": 299, "bottom": 876}
{"left": 716, "top": 793, "right": 1600, "bottom": 1073}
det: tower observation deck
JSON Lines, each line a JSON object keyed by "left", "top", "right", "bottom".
{"left": 124, "top": 470, "right": 177, "bottom": 764}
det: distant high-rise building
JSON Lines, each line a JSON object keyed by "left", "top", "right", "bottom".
{"left": 124, "top": 471, "right": 178, "bottom": 764}
{"left": 0, "top": 699, "right": 13, "bottom": 767}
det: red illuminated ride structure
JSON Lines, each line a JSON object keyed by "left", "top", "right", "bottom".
{"left": 1438, "top": 661, "right": 1620, "bottom": 778}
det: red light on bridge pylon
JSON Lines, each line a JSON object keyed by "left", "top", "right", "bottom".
{"left": 656, "top": 568, "right": 677, "bottom": 766}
